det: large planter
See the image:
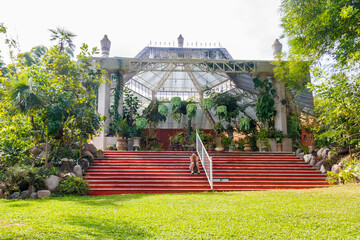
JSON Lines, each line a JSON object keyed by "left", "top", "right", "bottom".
{"left": 259, "top": 141, "right": 268, "bottom": 152}
{"left": 243, "top": 143, "right": 252, "bottom": 152}
{"left": 116, "top": 137, "right": 127, "bottom": 151}
{"left": 133, "top": 137, "right": 141, "bottom": 151}
{"left": 268, "top": 138, "right": 277, "bottom": 152}
{"left": 277, "top": 142, "right": 282, "bottom": 152}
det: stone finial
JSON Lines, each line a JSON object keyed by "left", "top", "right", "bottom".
{"left": 101, "top": 35, "right": 111, "bottom": 57}
{"left": 272, "top": 39, "right": 282, "bottom": 57}
{"left": 177, "top": 34, "right": 184, "bottom": 48}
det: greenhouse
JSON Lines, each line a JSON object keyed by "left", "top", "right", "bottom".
{"left": 92, "top": 35, "right": 313, "bottom": 151}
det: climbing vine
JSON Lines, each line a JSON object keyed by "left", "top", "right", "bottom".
{"left": 108, "top": 71, "right": 123, "bottom": 135}
{"left": 253, "top": 77, "right": 277, "bottom": 126}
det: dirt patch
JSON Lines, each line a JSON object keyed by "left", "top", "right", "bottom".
{"left": 0, "top": 219, "right": 24, "bottom": 227}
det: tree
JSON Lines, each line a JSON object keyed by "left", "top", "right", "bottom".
{"left": 9, "top": 76, "right": 42, "bottom": 132}
{"left": 276, "top": 0, "right": 360, "bottom": 90}
{"left": 278, "top": 0, "right": 360, "bottom": 149}
{"left": 49, "top": 27, "right": 76, "bottom": 56}
{"left": 280, "top": 0, "right": 360, "bottom": 67}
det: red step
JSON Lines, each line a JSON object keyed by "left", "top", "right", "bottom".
{"left": 85, "top": 151, "right": 328, "bottom": 195}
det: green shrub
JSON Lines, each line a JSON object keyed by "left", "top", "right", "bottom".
{"left": 221, "top": 137, "right": 232, "bottom": 147}
{"left": 327, "top": 167, "right": 360, "bottom": 185}
{"left": 59, "top": 176, "right": 90, "bottom": 195}
{"left": 1, "top": 165, "right": 50, "bottom": 193}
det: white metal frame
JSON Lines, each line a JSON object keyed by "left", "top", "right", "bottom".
{"left": 195, "top": 129, "right": 213, "bottom": 189}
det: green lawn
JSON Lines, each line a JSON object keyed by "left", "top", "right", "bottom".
{"left": 0, "top": 185, "right": 360, "bottom": 240}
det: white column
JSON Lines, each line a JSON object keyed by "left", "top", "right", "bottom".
{"left": 273, "top": 79, "right": 287, "bottom": 134}
{"left": 98, "top": 72, "right": 112, "bottom": 149}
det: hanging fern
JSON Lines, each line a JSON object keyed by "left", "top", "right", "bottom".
{"left": 202, "top": 98, "right": 213, "bottom": 110}
{"left": 253, "top": 77, "right": 277, "bottom": 124}
{"left": 135, "top": 117, "right": 148, "bottom": 129}
{"left": 186, "top": 103, "right": 197, "bottom": 120}
{"left": 238, "top": 117, "right": 251, "bottom": 132}
{"left": 170, "top": 97, "right": 182, "bottom": 111}
{"left": 170, "top": 97, "right": 182, "bottom": 123}
{"left": 158, "top": 104, "right": 169, "bottom": 117}
{"left": 216, "top": 105, "right": 227, "bottom": 119}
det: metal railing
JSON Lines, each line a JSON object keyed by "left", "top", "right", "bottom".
{"left": 195, "top": 129, "right": 213, "bottom": 189}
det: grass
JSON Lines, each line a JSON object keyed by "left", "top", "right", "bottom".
{"left": 0, "top": 185, "right": 360, "bottom": 239}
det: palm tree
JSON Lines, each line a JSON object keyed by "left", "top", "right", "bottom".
{"left": 10, "top": 77, "right": 42, "bottom": 131}
{"left": 49, "top": 27, "right": 76, "bottom": 56}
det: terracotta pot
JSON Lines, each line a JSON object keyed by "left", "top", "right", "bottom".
{"left": 116, "top": 137, "right": 127, "bottom": 151}
{"left": 277, "top": 142, "right": 282, "bottom": 152}
{"left": 244, "top": 144, "right": 252, "bottom": 152}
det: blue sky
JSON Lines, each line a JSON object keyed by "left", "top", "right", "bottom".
{"left": 0, "top": 0, "right": 286, "bottom": 62}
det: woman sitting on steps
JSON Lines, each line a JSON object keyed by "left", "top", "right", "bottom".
{"left": 189, "top": 152, "right": 200, "bottom": 174}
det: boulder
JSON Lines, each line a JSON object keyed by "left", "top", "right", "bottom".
{"left": 304, "top": 154, "right": 312, "bottom": 163}
{"left": 317, "top": 148, "right": 324, "bottom": 158}
{"left": 39, "top": 143, "right": 51, "bottom": 152}
{"left": 30, "top": 192, "right": 38, "bottom": 199}
{"left": 331, "top": 164, "right": 341, "bottom": 173}
{"left": 64, "top": 172, "right": 76, "bottom": 178}
{"left": 61, "top": 158, "right": 72, "bottom": 172}
{"left": 308, "top": 146, "right": 315, "bottom": 153}
{"left": 309, "top": 157, "right": 317, "bottom": 167}
{"left": 28, "top": 185, "right": 36, "bottom": 193}
{"left": 296, "top": 149, "right": 303, "bottom": 157}
{"left": 73, "top": 165, "right": 82, "bottom": 177}
{"left": 83, "top": 151, "right": 94, "bottom": 161}
{"left": 0, "top": 189, "right": 3, "bottom": 198}
{"left": 337, "top": 146, "right": 348, "bottom": 155}
{"left": 299, "top": 152, "right": 305, "bottom": 160}
{"left": 322, "top": 148, "right": 330, "bottom": 159}
{"left": 20, "top": 190, "right": 31, "bottom": 199}
{"left": 83, "top": 143, "right": 97, "bottom": 158}
{"left": 315, "top": 160, "right": 324, "bottom": 170}
{"left": 37, "top": 190, "right": 51, "bottom": 199}
{"left": 80, "top": 159, "right": 90, "bottom": 173}
{"left": 29, "top": 147, "right": 42, "bottom": 157}
{"left": 45, "top": 175, "right": 60, "bottom": 191}
{"left": 320, "top": 165, "right": 327, "bottom": 174}
{"left": 328, "top": 150, "right": 337, "bottom": 160}
{"left": 10, "top": 192, "right": 20, "bottom": 199}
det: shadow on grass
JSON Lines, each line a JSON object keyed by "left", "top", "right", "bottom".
{"left": 51, "top": 193, "right": 150, "bottom": 207}
{"left": 4, "top": 202, "right": 31, "bottom": 208}
{"left": 65, "top": 215, "right": 152, "bottom": 239}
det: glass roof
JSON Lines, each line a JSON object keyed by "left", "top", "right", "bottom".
{"left": 119, "top": 63, "right": 258, "bottom": 129}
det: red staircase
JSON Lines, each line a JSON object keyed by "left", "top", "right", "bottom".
{"left": 86, "top": 151, "right": 210, "bottom": 195}
{"left": 210, "top": 152, "right": 328, "bottom": 191}
{"left": 86, "top": 151, "right": 328, "bottom": 195}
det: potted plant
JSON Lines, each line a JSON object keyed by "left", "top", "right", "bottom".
{"left": 274, "top": 130, "right": 284, "bottom": 152}
{"left": 267, "top": 129, "right": 284, "bottom": 152}
{"left": 229, "top": 143, "right": 236, "bottom": 152}
{"left": 221, "top": 136, "right": 232, "bottom": 151}
{"left": 114, "top": 117, "right": 130, "bottom": 151}
{"left": 132, "top": 117, "right": 148, "bottom": 151}
{"left": 214, "top": 122, "right": 225, "bottom": 146}
{"left": 215, "top": 146, "right": 224, "bottom": 151}
{"left": 258, "top": 128, "right": 269, "bottom": 152}
{"left": 237, "top": 117, "right": 255, "bottom": 152}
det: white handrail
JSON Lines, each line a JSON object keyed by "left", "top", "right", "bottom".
{"left": 196, "top": 129, "right": 213, "bottom": 189}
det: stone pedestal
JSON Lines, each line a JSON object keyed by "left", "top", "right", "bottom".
{"left": 282, "top": 138, "right": 292, "bottom": 152}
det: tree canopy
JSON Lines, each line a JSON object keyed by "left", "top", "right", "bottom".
{"left": 278, "top": 0, "right": 360, "bottom": 148}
